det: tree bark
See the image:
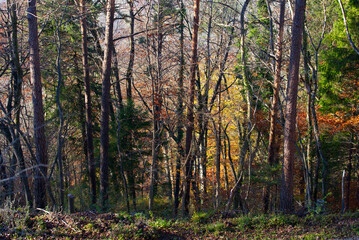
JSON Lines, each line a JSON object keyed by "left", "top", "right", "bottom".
{"left": 173, "top": 0, "right": 185, "bottom": 216}
{"left": 149, "top": 0, "right": 164, "bottom": 211}
{"left": 279, "top": 0, "right": 306, "bottom": 213}
{"left": 233, "top": 0, "right": 251, "bottom": 212}
{"left": 198, "top": 0, "right": 214, "bottom": 204}
{"left": 113, "top": 47, "right": 130, "bottom": 212}
{"left": 100, "top": 0, "right": 115, "bottom": 210}
{"left": 55, "top": 18, "right": 65, "bottom": 208}
{"left": 126, "top": 0, "right": 135, "bottom": 103}
{"left": 264, "top": 0, "right": 285, "bottom": 213}
{"left": 303, "top": 25, "right": 313, "bottom": 208}
{"left": 80, "top": 0, "right": 96, "bottom": 206}
{"left": 182, "top": 0, "right": 200, "bottom": 216}
{"left": 28, "top": 0, "right": 48, "bottom": 209}
{"left": 215, "top": 82, "right": 221, "bottom": 209}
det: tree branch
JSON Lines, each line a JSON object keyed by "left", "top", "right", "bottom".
{"left": 337, "top": 0, "right": 359, "bottom": 55}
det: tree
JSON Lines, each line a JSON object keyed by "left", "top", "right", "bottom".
{"left": 173, "top": 0, "right": 185, "bottom": 216}
{"left": 149, "top": 0, "right": 165, "bottom": 211}
{"left": 28, "top": 0, "right": 48, "bottom": 209}
{"left": 182, "top": 0, "right": 200, "bottom": 216}
{"left": 125, "top": 0, "right": 135, "bottom": 102}
{"left": 280, "top": 0, "right": 306, "bottom": 213}
{"left": 100, "top": 0, "right": 115, "bottom": 210}
{"left": 79, "top": 0, "right": 96, "bottom": 206}
{"left": 264, "top": 0, "right": 285, "bottom": 213}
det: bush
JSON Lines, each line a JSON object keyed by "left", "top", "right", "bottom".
{"left": 205, "top": 222, "right": 227, "bottom": 233}
{"left": 191, "top": 211, "right": 213, "bottom": 224}
{"left": 0, "top": 198, "right": 30, "bottom": 232}
{"left": 236, "top": 215, "right": 255, "bottom": 230}
{"left": 267, "top": 214, "right": 298, "bottom": 227}
{"left": 148, "top": 218, "right": 173, "bottom": 229}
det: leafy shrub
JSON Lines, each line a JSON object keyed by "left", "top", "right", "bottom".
{"left": 205, "top": 222, "right": 227, "bottom": 233}
{"left": 116, "top": 211, "right": 134, "bottom": 223}
{"left": 305, "top": 213, "right": 336, "bottom": 226}
{"left": 236, "top": 215, "right": 255, "bottom": 230}
{"left": 148, "top": 218, "right": 172, "bottom": 229}
{"left": 267, "top": 214, "right": 298, "bottom": 227}
{"left": 134, "top": 212, "right": 147, "bottom": 221}
{"left": 191, "top": 211, "right": 213, "bottom": 224}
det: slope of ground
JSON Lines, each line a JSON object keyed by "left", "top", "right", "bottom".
{"left": 1, "top": 208, "right": 358, "bottom": 239}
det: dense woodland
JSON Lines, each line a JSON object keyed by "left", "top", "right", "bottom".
{"left": 0, "top": 0, "right": 358, "bottom": 219}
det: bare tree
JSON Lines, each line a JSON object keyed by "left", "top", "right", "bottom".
{"left": 126, "top": 0, "right": 135, "bottom": 102}
{"left": 280, "top": 0, "right": 306, "bottom": 213}
{"left": 149, "top": 0, "right": 164, "bottom": 211}
{"left": 80, "top": 0, "right": 96, "bottom": 206}
{"left": 173, "top": 0, "right": 185, "bottom": 216}
{"left": 28, "top": 0, "right": 48, "bottom": 209}
{"left": 100, "top": 0, "right": 115, "bottom": 210}
{"left": 182, "top": 0, "right": 200, "bottom": 216}
{"left": 264, "top": 0, "right": 286, "bottom": 213}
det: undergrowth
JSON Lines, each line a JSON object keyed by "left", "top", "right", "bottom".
{"left": 0, "top": 202, "right": 358, "bottom": 239}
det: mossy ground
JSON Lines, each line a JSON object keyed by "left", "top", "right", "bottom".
{"left": 1, "top": 209, "right": 358, "bottom": 239}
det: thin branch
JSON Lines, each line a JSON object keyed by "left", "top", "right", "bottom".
{"left": 337, "top": 0, "right": 359, "bottom": 55}
{"left": 114, "top": 23, "right": 178, "bottom": 42}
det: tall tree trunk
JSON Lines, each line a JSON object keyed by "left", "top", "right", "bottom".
{"left": 215, "top": 81, "right": 221, "bottom": 209}
{"left": 55, "top": 20, "right": 65, "bottom": 208}
{"left": 149, "top": 1, "right": 164, "bottom": 211}
{"left": 113, "top": 47, "right": 130, "bottom": 212}
{"left": 126, "top": 0, "right": 135, "bottom": 103}
{"left": 233, "top": 0, "right": 251, "bottom": 213}
{"left": 100, "top": 0, "right": 115, "bottom": 210}
{"left": 182, "top": 0, "right": 200, "bottom": 216}
{"left": 310, "top": 59, "right": 328, "bottom": 204}
{"left": 303, "top": 27, "right": 313, "bottom": 209}
{"left": 28, "top": 0, "right": 48, "bottom": 209}
{"left": 78, "top": 81, "right": 89, "bottom": 207}
{"left": 280, "top": 0, "right": 306, "bottom": 213}
{"left": 199, "top": 0, "right": 214, "bottom": 203}
{"left": 80, "top": 0, "right": 96, "bottom": 206}
{"left": 173, "top": 0, "right": 185, "bottom": 216}
{"left": 264, "top": 0, "right": 285, "bottom": 213}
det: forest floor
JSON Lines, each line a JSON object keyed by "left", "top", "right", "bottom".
{"left": 0, "top": 207, "right": 358, "bottom": 239}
